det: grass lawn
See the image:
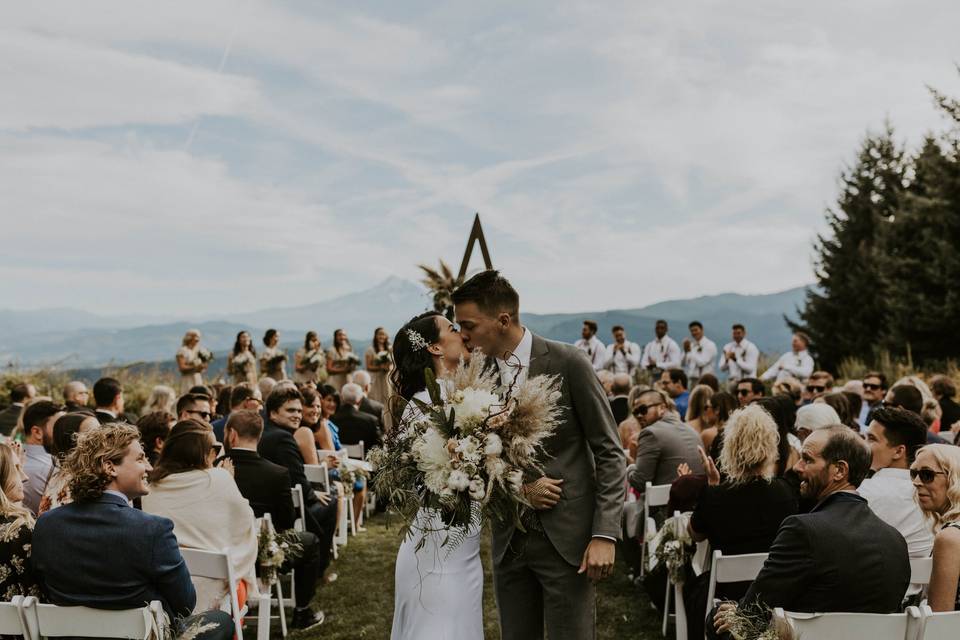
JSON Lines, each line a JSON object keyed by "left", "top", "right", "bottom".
{"left": 291, "top": 512, "right": 664, "bottom": 639}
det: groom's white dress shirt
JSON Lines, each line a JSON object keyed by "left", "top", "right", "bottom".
{"left": 498, "top": 328, "right": 615, "bottom": 544}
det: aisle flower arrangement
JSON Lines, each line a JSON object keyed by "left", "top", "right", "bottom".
{"left": 257, "top": 519, "right": 304, "bottom": 586}
{"left": 370, "top": 352, "right": 562, "bottom": 548}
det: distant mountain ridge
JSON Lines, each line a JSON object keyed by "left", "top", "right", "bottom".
{"left": 0, "top": 279, "right": 810, "bottom": 369}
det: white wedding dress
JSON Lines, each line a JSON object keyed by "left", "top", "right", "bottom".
{"left": 391, "top": 390, "right": 484, "bottom": 640}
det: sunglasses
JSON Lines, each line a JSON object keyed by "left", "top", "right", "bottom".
{"left": 863, "top": 383, "right": 883, "bottom": 391}
{"left": 633, "top": 402, "right": 663, "bottom": 417}
{"left": 806, "top": 385, "right": 826, "bottom": 393}
{"left": 910, "top": 468, "right": 947, "bottom": 484}
{"left": 736, "top": 389, "right": 752, "bottom": 397}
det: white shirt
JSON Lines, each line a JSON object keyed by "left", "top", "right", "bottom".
{"left": 602, "top": 341, "right": 641, "bottom": 375}
{"left": 761, "top": 349, "right": 815, "bottom": 382}
{"left": 641, "top": 336, "right": 682, "bottom": 371}
{"left": 718, "top": 338, "right": 759, "bottom": 379}
{"left": 574, "top": 336, "right": 607, "bottom": 371}
{"left": 682, "top": 337, "right": 718, "bottom": 378}
{"left": 498, "top": 327, "right": 533, "bottom": 389}
{"left": 859, "top": 468, "right": 934, "bottom": 560}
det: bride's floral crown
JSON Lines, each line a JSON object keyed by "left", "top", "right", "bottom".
{"left": 406, "top": 329, "right": 430, "bottom": 352}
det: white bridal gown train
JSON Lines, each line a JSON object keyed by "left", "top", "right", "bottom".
{"left": 391, "top": 390, "right": 484, "bottom": 640}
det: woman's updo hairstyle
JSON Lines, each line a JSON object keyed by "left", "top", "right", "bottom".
{"left": 263, "top": 328, "right": 278, "bottom": 347}
{"left": 390, "top": 312, "right": 442, "bottom": 404}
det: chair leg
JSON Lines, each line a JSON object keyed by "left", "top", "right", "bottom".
{"left": 275, "top": 579, "right": 287, "bottom": 637}
{"left": 662, "top": 578, "right": 671, "bottom": 637}
{"left": 348, "top": 499, "right": 357, "bottom": 535}
{"left": 256, "top": 594, "right": 271, "bottom": 640}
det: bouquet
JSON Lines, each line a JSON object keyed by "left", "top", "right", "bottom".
{"left": 375, "top": 350, "right": 393, "bottom": 366}
{"left": 197, "top": 347, "right": 214, "bottom": 364}
{"left": 305, "top": 349, "right": 325, "bottom": 371}
{"left": 338, "top": 462, "right": 370, "bottom": 498}
{"left": 257, "top": 519, "right": 304, "bottom": 586}
{"left": 230, "top": 351, "right": 254, "bottom": 377}
{"left": 267, "top": 352, "right": 287, "bottom": 371}
{"left": 370, "top": 352, "right": 562, "bottom": 548}
{"left": 718, "top": 601, "right": 795, "bottom": 640}
{"left": 337, "top": 352, "right": 361, "bottom": 371}
{"left": 650, "top": 513, "right": 695, "bottom": 585}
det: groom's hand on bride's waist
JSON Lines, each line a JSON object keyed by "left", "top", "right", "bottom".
{"left": 523, "top": 476, "right": 563, "bottom": 510}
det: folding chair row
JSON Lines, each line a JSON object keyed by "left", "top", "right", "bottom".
{"left": 0, "top": 596, "right": 166, "bottom": 640}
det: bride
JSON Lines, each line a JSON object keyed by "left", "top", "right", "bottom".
{"left": 389, "top": 311, "right": 484, "bottom": 640}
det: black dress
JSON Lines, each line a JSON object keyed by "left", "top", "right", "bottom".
{"left": 684, "top": 477, "right": 798, "bottom": 639}
{"left": 0, "top": 516, "right": 41, "bottom": 600}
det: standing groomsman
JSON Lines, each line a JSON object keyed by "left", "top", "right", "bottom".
{"left": 719, "top": 323, "right": 759, "bottom": 382}
{"left": 575, "top": 320, "right": 607, "bottom": 371}
{"left": 602, "top": 325, "right": 640, "bottom": 376}
{"left": 640, "top": 320, "right": 682, "bottom": 379}
{"left": 682, "top": 321, "right": 717, "bottom": 385}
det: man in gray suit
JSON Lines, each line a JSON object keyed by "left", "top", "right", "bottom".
{"left": 452, "top": 271, "right": 626, "bottom": 640}
{"left": 629, "top": 388, "right": 704, "bottom": 494}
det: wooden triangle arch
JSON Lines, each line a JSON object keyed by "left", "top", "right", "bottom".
{"left": 458, "top": 213, "right": 493, "bottom": 279}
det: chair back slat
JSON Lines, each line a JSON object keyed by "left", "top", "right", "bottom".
{"left": 777, "top": 609, "right": 908, "bottom": 639}
{"left": 645, "top": 482, "right": 671, "bottom": 509}
{"left": 344, "top": 442, "right": 364, "bottom": 460}
{"left": 181, "top": 547, "right": 231, "bottom": 580}
{"left": 24, "top": 596, "right": 164, "bottom": 639}
{"left": 0, "top": 597, "right": 24, "bottom": 637}
{"left": 713, "top": 552, "right": 768, "bottom": 583}
{"left": 921, "top": 605, "right": 960, "bottom": 640}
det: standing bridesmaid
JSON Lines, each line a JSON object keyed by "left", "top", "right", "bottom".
{"left": 294, "top": 331, "right": 328, "bottom": 385}
{"left": 227, "top": 331, "right": 258, "bottom": 385}
{"left": 175, "top": 329, "right": 208, "bottom": 394}
{"left": 365, "top": 327, "right": 393, "bottom": 407}
{"left": 260, "top": 328, "right": 288, "bottom": 380}
{"left": 325, "top": 329, "right": 358, "bottom": 391}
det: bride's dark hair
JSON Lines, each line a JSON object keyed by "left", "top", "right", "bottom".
{"left": 390, "top": 311, "right": 442, "bottom": 403}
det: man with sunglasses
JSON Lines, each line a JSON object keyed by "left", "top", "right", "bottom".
{"left": 801, "top": 371, "right": 833, "bottom": 405}
{"left": 628, "top": 389, "right": 704, "bottom": 496}
{"left": 176, "top": 392, "right": 213, "bottom": 424}
{"left": 859, "top": 406, "right": 933, "bottom": 596}
{"left": 210, "top": 383, "right": 263, "bottom": 442}
{"left": 734, "top": 378, "right": 764, "bottom": 407}
{"left": 860, "top": 371, "right": 887, "bottom": 425}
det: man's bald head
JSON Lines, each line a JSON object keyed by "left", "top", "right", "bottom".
{"left": 612, "top": 374, "right": 631, "bottom": 396}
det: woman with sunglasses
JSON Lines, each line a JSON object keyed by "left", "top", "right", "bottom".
{"left": 911, "top": 443, "right": 960, "bottom": 611}
{"left": 142, "top": 420, "right": 259, "bottom": 614}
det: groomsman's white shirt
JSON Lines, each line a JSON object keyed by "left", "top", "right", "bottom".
{"left": 682, "top": 337, "right": 718, "bottom": 378}
{"left": 602, "top": 341, "right": 641, "bottom": 375}
{"left": 641, "top": 336, "right": 682, "bottom": 371}
{"left": 575, "top": 336, "right": 607, "bottom": 371}
{"left": 718, "top": 339, "right": 759, "bottom": 379}
{"left": 761, "top": 350, "right": 814, "bottom": 382}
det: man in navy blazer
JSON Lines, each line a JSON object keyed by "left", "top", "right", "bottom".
{"left": 31, "top": 424, "right": 231, "bottom": 638}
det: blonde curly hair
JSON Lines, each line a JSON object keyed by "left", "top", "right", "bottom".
{"left": 719, "top": 404, "right": 780, "bottom": 486}
{"left": 915, "top": 443, "right": 960, "bottom": 530}
{"left": 64, "top": 423, "right": 142, "bottom": 502}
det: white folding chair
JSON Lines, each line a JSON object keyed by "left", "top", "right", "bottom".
{"left": 258, "top": 514, "right": 288, "bottom": 638}
{"left": 0, "top": 596, "right": 29, "bottom": 639}
{"left": 181, "top": 547, "right": 271, "bottom": 640}
{"left": 344, "top": 441, "right": 364, "bottom": 460}
{"left": 918, "top": 603, "right": 960, "bottom": 640}
{"left": 21, "top": 596, "right": 167, "bottom": 640}
{"left": 303, "top": 463, "right": 338, "bottom": 558}
{"left": 703, "top": 551, "right": 769, "bottom": 634}
{"left": 660, "top": 510, "right": 684, "bottom": 637}
{"left": 773, "top": 608, "right": 910, "bottom": 640}
{"left": 910, "top": 556, "right": 933, "bottom": 586}
{"left": 672, "top": 582, "right": 688, "bottom": 640}
{"left": 640, "top": 481, "right": 672, "bottom": 578}
{"left": 291, "top": 484, "right": 307, "bottom": 533}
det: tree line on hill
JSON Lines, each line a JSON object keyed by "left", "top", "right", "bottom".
{"left": 793, "top": 73, "right": 960, "bottom": 373}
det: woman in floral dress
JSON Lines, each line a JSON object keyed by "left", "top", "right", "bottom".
{"left": 0, "top": 442, "right": 41, "bottom": 600}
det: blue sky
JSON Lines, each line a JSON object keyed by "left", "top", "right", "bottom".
{"left": 3, "top": 1, "right": 960, "bottom": 316}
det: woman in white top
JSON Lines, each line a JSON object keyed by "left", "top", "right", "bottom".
{"left": 142, "top": 420, "right": 259, "bottom": 614}
{"left": 176, "top": 329, "right": 207, "bottom": 395}
{"left": 260, "top": 328, "right": 287, "bottom": 381}
{"left": 389, "top": 311, "right": 482, "bottom": 640}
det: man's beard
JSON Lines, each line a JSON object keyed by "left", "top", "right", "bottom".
{"left": 799, "top": 468, "right": 829, "bottom": 499}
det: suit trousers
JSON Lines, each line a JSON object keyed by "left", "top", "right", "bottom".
{"left": 289, "top": 530, "right": 321, "bottom": 609}
{"left": 494, "top": 528, "right": 596, "bottom": 640}
{"left": 306, "top": 499, "right": 337, "bottom": 575}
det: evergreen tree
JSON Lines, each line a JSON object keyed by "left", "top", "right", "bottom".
{"left": 791, "top": 127, "right": 907, "bottom": 372}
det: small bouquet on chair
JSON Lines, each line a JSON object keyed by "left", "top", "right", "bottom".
{"left": 650, "top": 512, "right": 694, "bottom": 585}
{"left": 256, "top": 519, "right": 304, "bottom": 587}
{"left": 369, "top": 353, "right": 562, "bottom": 550}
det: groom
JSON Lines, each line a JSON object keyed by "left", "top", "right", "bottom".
{"left": 452, "top": 270, "right": 626, "bottom": 640}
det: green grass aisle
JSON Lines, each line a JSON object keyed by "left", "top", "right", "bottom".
{"left": 292, "top": 513, "right": 663, "bottom": 639}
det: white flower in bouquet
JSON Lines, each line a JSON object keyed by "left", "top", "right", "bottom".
{"left": 197, "top": 347, "right": 213, "bottom": 363}
{"left": 468, "top": 476, "right": 486, "bottom": 501}
{"left": 506, "top": 469, "right": 524, "bottom": 493}
{"left": 376, "top": 350, "right": 392, "bottom": 365}
{"left": 455, "top": 436, "right": 482, "bottom": 464}
{"left": 447, "top": 469, "right": 471, "bottom": 492}
{"left": 486, "top": 457, "right": 506, "bottom": 479}
{"left": 449, "top": 387, "right": 501, "bottom": 431}
{"left": 483, "top": 433, "right": 503, "bottom": 456}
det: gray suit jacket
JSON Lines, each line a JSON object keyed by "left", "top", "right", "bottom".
{"left": 629, "top": 412, "right": 704, "bottom": 492}
{"left": 493, "top": 334, "right": 626, "bottom": 567}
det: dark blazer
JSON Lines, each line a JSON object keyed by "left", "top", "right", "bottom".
{"left": 609, "top": 396, "right": 630, "bottom": 425}
{"left": 740, "top": 491, "right": 909, "bottom": 614}
{"left": 31, "top": 493, "right": 196, "bottom": 620}
{"left": 227, "top": 448, "right": 295, "bottom": 531}
{"left": 94, "top": 410, "right": 137, "bottom": 425}
{"left": 0, "top": 405, "right": 22, "bottom": 437}
{"left": 257, "top": 419, "right": 321, "bottom": 535}
{"left": 941, "top": 396, "right": 960, "bottom": 433}
{"left": 359, "top": 396, "right": 385, "bottom": 428}
{"left": 332, "top": 405, "right": 381, "bottom": 450}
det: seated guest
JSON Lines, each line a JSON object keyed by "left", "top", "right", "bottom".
{"left": 842, "top": 389, "right": 864, "bottom": 431}
{"left": 22, "top": 401, "right": 64, "bottom": 515}
{"left": 618, "top": 386, "right": 648, "bottom": 465}
{"left": 32, "top": 424, "right": 232, "bottom": 638}
{"left": 734, "top": 378, "right": 764, "bottom": 407}
{"left": 141, "top": 385, "right": 176, "bottom": 417}
{"left": 754, "top": 396, "right": 801, "bottom": 475}
{"left": 701, "top": 391, "right": 737, "bottom": 463}
{"left": 351, "top": 370, "right": 386, "bottom": 428}
{"left": 258, "top": 385, "right": 336, "bottom": 628}
{"left": 176, "top": 392, "right": 213, "bottom": 425}
{"left": 629, "top": 389, "right": 704, "bottom": 495}
{"left": 801, "top": 370, "right": 833, "bottom": 404}
{"left": 333, "top": 383, "right": 382, "bottom": 452}
{"left": 772, "top": 377, "right": 803, "bottom": 407}
{"left": 708, "top": 426, "right": 910, "bottom": 638}
{"left": 136, "top": 411, "right": 176, "bottom": 466}
{"left": 861, "top": 406, "right": 934, "bottom": 596}
{"left": 911, "top": 443, "right": 960, "bottom": 611}
{"left": 214, "top": 385, "right": 233, "bottom": 422}
{"left": 818, "top": 392, "right": 858, "bottom": 432}
{"left": 685, "top": 384, "right": 715, "bottom": 435}
{"left": 887, "top": 384, "right": 949, "bottom": 444}
{"left": 861, "top": 371, "right": 888, "bottom": 425}
{"left": 0, "top": 383, "right": 36, "bottom": 436}
{"left": 685, "top": 405, "right": 798, "bottom": 638}
{"left": 608, "top": 374, "right": 632, "bottom": 426}
{"left": 258, "top": 377, "right": 277, "bottom": 403}
{"left": 39, "top": 412, "right": 98, "bottom": 513}
{"left": 62, "top": 381, "right": 90, "bottom": 412}
{"left": 0, "top": 442, "right": 42, "bottom": 599}
{"left": 318, "top": 385, "right": 369, "bottom": 529}
{"left": 210, "top": 383, "right": 263, "bottom": 443}
{"left": 223, "top": 410, "right": 326, "bottom": 629}
{"left": 141, "top": 420, "right": 259, "bottom": 614}
{"left": 698, "top": 373, "right": 720, "bottom": 393}
{"left": 922, "top": 399, "right": 943, "bottom": 435}
{"left": 660, "top": 368, "right": 690, "bottom": 419}
{"left": 931, "top": 375, "right": 960, "bottom": 434}
{"left": 795, "top": 403, "right": 840, "bottom": 442}
{"left": 93, "top": 377, "right": 130, "bottom": 424}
